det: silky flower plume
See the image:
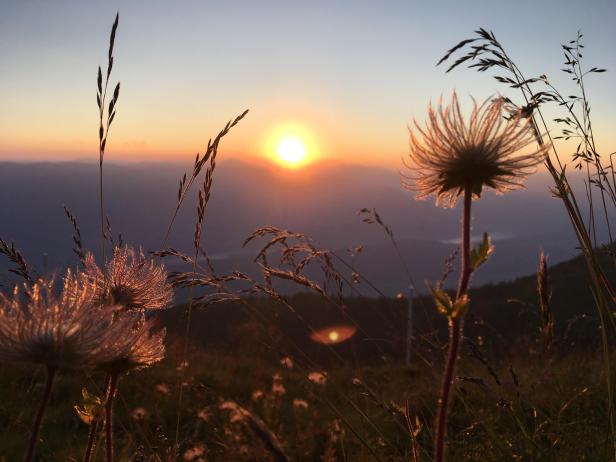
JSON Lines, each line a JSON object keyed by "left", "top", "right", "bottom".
{"left": 0, "top": 273, "right": 132, "bottom": 370}
{"left": 403, "top": 91, "right": 549, "bottom": 207}
{"left": 82, "top": 245, "right": 172, "bottom": 311}
{"left": 97, "top": 315, "right": 166, "bottom": 374}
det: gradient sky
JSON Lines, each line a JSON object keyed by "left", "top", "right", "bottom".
{"left": 1, "top": 0, "right": 615, "bottom": 169}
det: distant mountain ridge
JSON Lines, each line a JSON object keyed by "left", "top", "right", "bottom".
{"left": 0, "top": 159, "right": 595, "bottom": 292}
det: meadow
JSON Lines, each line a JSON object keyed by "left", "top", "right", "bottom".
{"left": 1, "top": 13, "right": 616, "bottom": 462}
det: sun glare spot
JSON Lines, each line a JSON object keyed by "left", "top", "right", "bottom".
{"left": 276, "top": 136, "right": 307, "bottom": 168}
{"left": 310, "top": 325, "right": 357, "bottom": 345}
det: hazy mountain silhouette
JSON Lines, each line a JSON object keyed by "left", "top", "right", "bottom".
{"left": 0, "top": 159, "right": 591, "bottom": 293}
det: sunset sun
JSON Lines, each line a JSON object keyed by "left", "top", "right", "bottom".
{"left": 276, "top": 135, "right": 307, "bottom": 168}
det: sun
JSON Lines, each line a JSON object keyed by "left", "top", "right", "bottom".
{"left": 265, "top": 123, "right": 317, "bottom": 169}
{"left": 276, "top": 136, "right": 307, "bottom": 168}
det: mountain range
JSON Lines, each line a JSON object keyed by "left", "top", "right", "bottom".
{"left": 0, "top": 159, "right": 596, "bottom": 294}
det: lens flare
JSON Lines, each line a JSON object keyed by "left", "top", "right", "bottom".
{"left": 310, "top": 325, "right": 357, "bottom": 345}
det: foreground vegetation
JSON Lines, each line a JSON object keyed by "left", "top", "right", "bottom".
{"left": 0, "top": 335, "right": 610, "bottom": 461}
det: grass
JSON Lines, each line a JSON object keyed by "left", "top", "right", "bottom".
{"left": 0, "top": 341, "right": 611, "bottom": 461}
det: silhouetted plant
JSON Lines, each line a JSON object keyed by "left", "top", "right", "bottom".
{"left": 439, "top": 28, "right": 616, "bottom": 456}
{"left": 96, "top": 13, "right": 120, "bottom": 268}
{"left": 403, "top": 91, "right": 546, "bottom": 461}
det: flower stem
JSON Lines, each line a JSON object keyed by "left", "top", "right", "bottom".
{"left": 24, "top": 366, "right": 56, "bottom": 462}
{"left": 434, "top": 187, "right": 472, "bottom": 462}
{"left": 105, "top": 373, "right": 119, "bottom": 462}
{"left": 83, "top": 374, "right": 112, "bottom": 462}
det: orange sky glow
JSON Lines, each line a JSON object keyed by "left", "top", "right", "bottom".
{"left": 1, "top": 1, "right": 615, "bottom": 171}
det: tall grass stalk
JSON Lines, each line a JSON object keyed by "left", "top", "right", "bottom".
{"left": 164, "top": 110, "right": 248, "bottom": 456}
{"left": 97, "top": 12, "right": 120, "bottom": 269}
{"left": 84, "top": 14, "right": 122, "bottom": 461}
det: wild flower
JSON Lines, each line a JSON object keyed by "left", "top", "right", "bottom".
{"left": 81, "top": 245, "right": 172, "bottom": 311}
{"left": 403, "top": 91, "right": 548, "bottom": 207}
{"left": 404, "top": 91, "right": 546, "bottom": 462}
{"left": 183, "top": 444, "right": 206, "bottom": 461}
{"left": 280, "top": 356, "right": 294, "bottom": 369}
{"left": 197, "top": 408, "right": 211, "bottom": 422}
{"left": 155, "top": 382, "right": 171, "bottom": 395}
{"left": 94, "top": 314, "right": 166, "bottom": 462}
{"left": 307, "top": 371, "right": 327, "bottom": 385}
{"left": 271, "top": 372, "right": 286, "bottom": 397}
{"left": 292, "top": 398, "right": 309, "bottom": 410}
{"left": 97, "top": 315, "right": 166, "bottom": 375}
{"left": 220, "top": 400, "right": 246, "bottom": 424}
{"left": 0, "top": 273, "right": 125, "bottom": 462}
{"left": 0, "top": 274, "right": 122, "bottom": 370}
{"left": 130, "top": 407, "right": 148, "bottom": 420}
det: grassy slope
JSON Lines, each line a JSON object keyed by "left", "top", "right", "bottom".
{"left": 0, "top": 251, "right": 613, "bottom": 461}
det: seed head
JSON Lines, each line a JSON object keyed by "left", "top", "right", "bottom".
{"left": 0, "top": 273, "right": 125, "bottom": 370}
{"left": 82, "top": 245, "right": 172, "bottom": 311}
{"left": 403, "top": 91, "right": 548, "bottom": 207}
{"left": 97, "top": 315, "right": 166, "bottom": 374}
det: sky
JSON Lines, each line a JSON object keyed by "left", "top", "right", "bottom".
{"left": 1, "top": 0, "right": 615, "bottom": 169}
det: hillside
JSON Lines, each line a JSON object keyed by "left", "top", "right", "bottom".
{"left": 161, "top": 249, "right": 608, "bottom": 365}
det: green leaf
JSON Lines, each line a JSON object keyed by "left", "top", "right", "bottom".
{"left": 470, "top": 232, "right": 494, "bottom": 270}
{"left": 74, "top": 387, "right": 104, "bottom": 425}
{"left": 429, "top": 285, "right": 470, "bottom": 319}
{"left": 429, "top": 285, "right": 454, "bottom": 317}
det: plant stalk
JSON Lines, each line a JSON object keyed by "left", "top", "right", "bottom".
{"left": 105, "top": 373, "right": 119, "bottom": 462}
{"left": 24, "top": 366, "right": 56, "bottom": 462}
{"left": 434, "top": 188, "right": 472, "bottom": 462}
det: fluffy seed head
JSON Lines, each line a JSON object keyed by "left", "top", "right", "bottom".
{"left": 0, "top": 273, "right": 126, "bottom": 370}
{"left": 82, "top": 245, "right": 172, "bottom": 312}
{"left": 97, "top": 315, "right": 166, "bottom": 374}
{"left": 403, "top": 91, "right": 548, "bottom": 207}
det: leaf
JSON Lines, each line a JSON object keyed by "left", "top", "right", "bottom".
{"left": 429, "top": 285, "right": 454, "bottom": 317}
{"left": 436, "top": 37, "right": 477, "bottom": 67}
{"left": 113, "top": 82, "right": 120, "bottom": 101}
{"left": 74, "top": 405, "right": 93, "bottom": 425}
{"left": 74, "top": 387, "right": 104, "bottom": 425}
{"left": 109, "top": 12, "right": 119, "bottom": 60}
{"left": 428, "top": 284, "right": 469, "bottom": 319}
{"left": 445, "top": 54, "right": 473, "bottom": 73}
{"left": 470, "top": 232, "right": 494, "bottom": 270}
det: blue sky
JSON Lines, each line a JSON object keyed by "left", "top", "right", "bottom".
{"left": 1, "top": 0, "right": 615, "bottom": 168}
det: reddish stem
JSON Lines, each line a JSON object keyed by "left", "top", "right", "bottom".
{"left": 24, "top": 366, "right": 56, "bottom": 462}
{"left": 105, "top": 373, "right": 119, "bottom": 462}
{"left": 434, "top": 188, "right": 472, "bottom": 462}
